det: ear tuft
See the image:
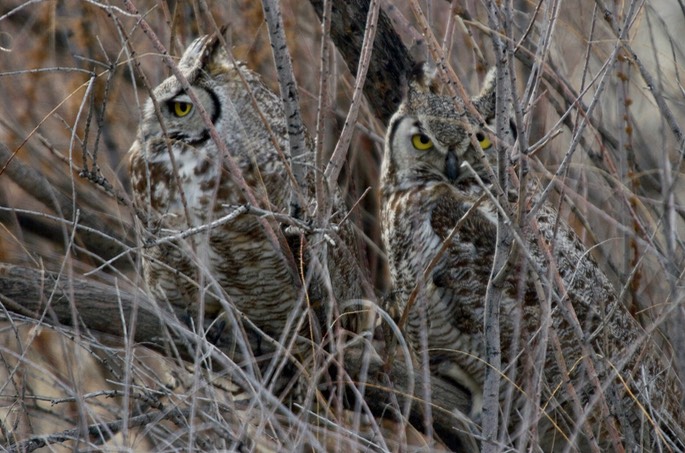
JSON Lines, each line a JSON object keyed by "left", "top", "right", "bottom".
{"left": 472, "top": 67, "right": 496, "bottom": 121}
{"left": 408, "top": 62, "right": 439, "bottom": 94}
{"left": 201, "top": 26, "right": 230, "bottom": 75}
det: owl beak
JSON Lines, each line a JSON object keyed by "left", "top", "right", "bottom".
{"left": 445, "top": 148, "right": 460, "bottom": 182}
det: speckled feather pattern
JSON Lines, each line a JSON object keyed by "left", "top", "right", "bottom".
{"left": 128, "top": 33, "right": 364, "bottom": 360}
{"left": 380, "top": 65, "right": 684, "bottom": 450}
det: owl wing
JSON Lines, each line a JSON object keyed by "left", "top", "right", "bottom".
{"left": 428, "top": 187, "right": 685, "bottom": 445}
{"left": 426, "top": 185, "right": 500, "bottom": 335}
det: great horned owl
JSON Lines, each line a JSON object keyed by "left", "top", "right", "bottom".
{"left": 380, "top": 64, "right": 684, "bottom": 451}
{"left": 128, "top": 32, "right": 365, "bottom": 363}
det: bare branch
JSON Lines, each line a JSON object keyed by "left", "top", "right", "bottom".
{"left": 314, "top": 0, "right": 333, "bottom": 224}
{"left": 323, "top": 0, "right": 380, "bottom": 187}
{"left": 479, "top": 2, "right": 517, "bottom": 449}
{"left": 0, "top": 144, "right": 130, "bottom": 261}
{"left": 261, "top": 0, "right": 309, "bottom": 219}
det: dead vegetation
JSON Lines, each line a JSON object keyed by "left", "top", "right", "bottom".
{"left": 0, "top": 0, "right": 683, "bottom": 451}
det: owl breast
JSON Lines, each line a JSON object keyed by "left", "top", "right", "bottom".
{"left": 131, "top": 141, "right": 221, "bottom": 224}
{"left": 130, "top": 131, "right": 295, "bottom": 315}
{"left": 383, "top": 182, "right": 495, "bottom": 365}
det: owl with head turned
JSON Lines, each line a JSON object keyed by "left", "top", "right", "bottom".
{"left": 128, "top": 32, "right": 367, "bottom": 369}
{"left": 380, "top": 63, "right": 684, "bottom": 451}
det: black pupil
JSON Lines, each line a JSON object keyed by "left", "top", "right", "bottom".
{"left": 419, "top": 134, "right": 430, "bottom": 144}
{"left": 476, "top": 132, "right": 485, "bottom": 141}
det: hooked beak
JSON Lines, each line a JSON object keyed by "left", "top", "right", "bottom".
{"left": 445, "top": 148, "right": 460, "bottom": 182}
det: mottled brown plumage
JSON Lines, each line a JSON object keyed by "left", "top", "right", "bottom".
{"left": 380, "top": 64, "right": 684, "bottom": 451}
{"left": 128, "top": 33, "right": 366, "bottom": 365}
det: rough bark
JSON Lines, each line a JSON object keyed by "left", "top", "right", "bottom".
{"left": 309, "top": 0, "right": 414, "bottom": 124}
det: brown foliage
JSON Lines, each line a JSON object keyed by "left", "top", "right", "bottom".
{"left": 0, "top": 0, "right": 683, "bottom": 451}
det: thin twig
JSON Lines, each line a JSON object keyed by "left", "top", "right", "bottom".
{"left": 595, "top": 0, "right": 685, "bottom": 152}
{"left": 0, "top": 144, "right": 130, "bottom": 259}
{"left": 314, "top": 0, "right": 333, "bottom": 224}
{"left": 144, "top": 205, "right": 248, "bottom": 247}
{"left": 480, "top": 2, "right": 512, "bottom": 448}
{"left": 6, "top": 408, "right": 195, "bottom": 453}
{"left": 322, "top": 0, "right": 380, "bottom": 188}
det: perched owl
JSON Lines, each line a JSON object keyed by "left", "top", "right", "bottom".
{"left": 128, "top": 32, "right": 365, "bottom": 366}
{"left": 380, "top": 64, "right": 685, "bottom": 451}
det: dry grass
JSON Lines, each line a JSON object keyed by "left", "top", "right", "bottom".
{"left": 0, "top": 0, "right": 683, "bottom": 451}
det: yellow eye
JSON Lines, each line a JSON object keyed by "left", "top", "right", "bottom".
{"left": 411, "top": 133, "right": 433, "bottom": 150}
{"left": 173, "top": 101, "right": 193, "bottom": 117}
{"left": 476, "top": 132, "right": 492, "bottom": 149}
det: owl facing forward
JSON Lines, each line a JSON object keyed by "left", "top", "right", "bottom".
{"left": 380, "top": 64, "right": 684, "bottom": 451}
{"left": 128, "top": 32, "right": 364, "bottom": 363}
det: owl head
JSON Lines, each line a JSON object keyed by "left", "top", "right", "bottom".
{"left": 381, "top": 63, "right": 498, "bottom": 191}
{"left": 136, "top": 33, "right": 228, "bottom": 151}
{"left": 127, "top": 32, "right": 239, "bottom": 220}
{"left": 129, "top": 29, "right": 291, "bottom": 218}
